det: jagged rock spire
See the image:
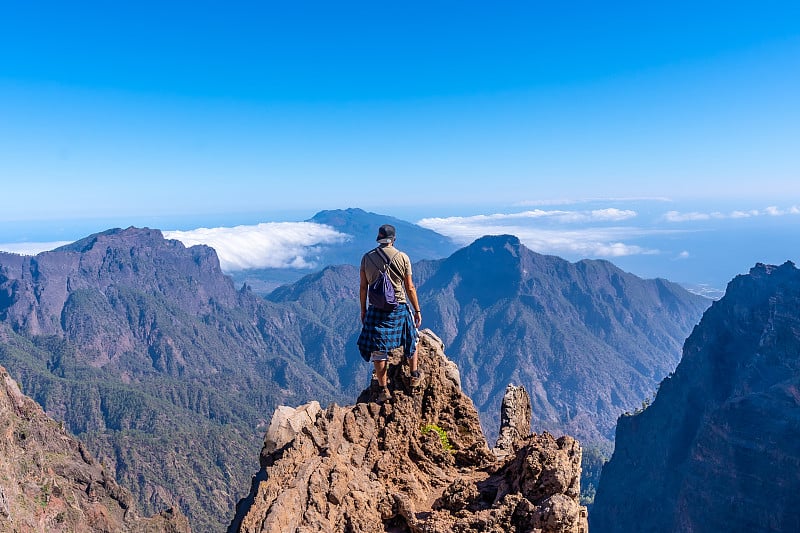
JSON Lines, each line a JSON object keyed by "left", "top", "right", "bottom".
{"left": 493, "top": 384, "right": 533, "bottom": 461}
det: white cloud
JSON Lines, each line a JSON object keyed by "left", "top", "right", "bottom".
{"left": 0, "top": 241, "right": 73, "bottom": 255}
{"left": 664, "top": 211, "right": 711, "bottom": 222}
{"left": 729, "top": 209, "right": 760, "bottom": 218}
{"left": 763, "top": 205, "right": 800, "bottom": 216}
{"left": 418, "top": 208, "right": 637, "bottom": 227}
{"left": 514, "top": 196, "right": 671, "bottom": 207}
{"left": 590, "top": 208, "right": 638, "bottom": 221}
{"left": 665, "top": 205, "right": 800, "bottom": 222}
{"left": 164, "top": 222, "right": 350, "bottom": 271}
{"left": 677, "top": 251, "right": 690, "bottom": 259}
{"left": 417, "top": 212, "right": 660, "bottom": 259}
{"left": 592, "top": 242, "right": 657, "bottom": 257}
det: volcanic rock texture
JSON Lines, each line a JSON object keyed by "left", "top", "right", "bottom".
{"left": 231, "top": 330, "right": 588, "bottom": 533}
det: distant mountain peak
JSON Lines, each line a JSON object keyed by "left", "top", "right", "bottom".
{"left": 467, "top": 234, "right": 523, "bottom": 257}
{"left": 53, "top": 226, "right": 170, "bottom": 254}
{"left": 472, "top": 234, "right": 521, "bottom": 247}
{"left": 308, "top": 207, "right": 420, "bottom": 231}
{"left": 311, "top": 206, "right": 369, "bottom": 218}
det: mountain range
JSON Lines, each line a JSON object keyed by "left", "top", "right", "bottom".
{"left": 0, "top": 218, "right": 710, "bottom": 530}
{"left": 0, "top": 228, "right": 353, "bottom": 531}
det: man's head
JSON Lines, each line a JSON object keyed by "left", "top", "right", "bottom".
{"left": 376, "top": 224, "right": 396, "bottom": 244}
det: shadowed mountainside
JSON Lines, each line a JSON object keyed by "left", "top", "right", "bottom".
{"left": 591, "top": 261, "right": 800, "bottom": 532}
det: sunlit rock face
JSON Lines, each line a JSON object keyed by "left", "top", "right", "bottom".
{"left": 592, "top": 261, "right": 800, "bottom": 533}
{"left": 230, "top": 330, "right": 588, "bottom": 533}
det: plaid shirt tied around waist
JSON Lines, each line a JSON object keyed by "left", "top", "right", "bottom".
{"left": 357, "top": 303, "right": 419, "bottom": 362}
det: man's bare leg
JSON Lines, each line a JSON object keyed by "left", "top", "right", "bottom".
{"left": 407, "top": 351, "right": 418, "bottom": 374}
{"left": 374, "top": 360, "right": 388, "bottom": 387}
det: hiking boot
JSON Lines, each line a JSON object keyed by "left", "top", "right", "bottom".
{"left": 376, "top": 386, "right": 391, "bottom": 403}
{"left": 409, "top": 369, "right": 425, "bottom": 389}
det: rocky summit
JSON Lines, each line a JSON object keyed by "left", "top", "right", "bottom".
{"left": 230, "top": 330, "right": 588, "bottom": 533}
{"left": 0, "top": 364, "right": 190, "bottom": 533}
{"left": 591, "top": 261, "right": 800, "bottom": 532}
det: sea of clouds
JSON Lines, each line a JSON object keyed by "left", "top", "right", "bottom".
{"left": 163, "top": 222, "right": 350, "bottom": 271}
{"left": 2, "top": 203, "right": 798, "bottom": 291}
{"left": 417, "top": 208, "right": 661, "bottom": 258}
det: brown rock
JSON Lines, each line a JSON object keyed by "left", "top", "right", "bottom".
{"left": 262, "top": 401, "right": 322, "bottom": 455}
{"left": 493, "top": 384, "right": 533, "bottom": 460}
{"left": 230, "top": 329, "right": 587, "bottom": 532}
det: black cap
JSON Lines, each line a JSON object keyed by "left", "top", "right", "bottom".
{"left": 377, "top": 224, "right": 396, "bottom": 241}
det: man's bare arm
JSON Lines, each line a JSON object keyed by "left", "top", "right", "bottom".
{"left": 360, "top": 267, "right": 369, "bottom": 323}
{"left": 404, "top": 273, "right": 422, "bottom": 328}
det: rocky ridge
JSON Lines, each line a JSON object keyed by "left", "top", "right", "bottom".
{"left": 0, "top": 364, "right": 190, "bottom": 533}
{"left": 230, "top": 330, "right": 588, "bottom": 533}
{"left": 591, "top": 261, "right": 800, "bottom": 532}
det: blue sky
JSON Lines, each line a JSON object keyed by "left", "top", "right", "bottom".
{"left": 1, "top": 2, "right": 799, "bottom": 291}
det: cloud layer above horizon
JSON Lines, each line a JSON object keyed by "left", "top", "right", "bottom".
{"left": 663, "top": 205, "right": 800, "bottom": 222}
{"left": 0, "top": 241, "right": 73, "bottom": 256}
{"left": 2, "top": 201, "right": 797, "bottom": 294}
{"left": 418, "top": 208, "right": 660, "bottom": 258}
{"left": 164, "top": 222, "right": 350, "bottom": 271}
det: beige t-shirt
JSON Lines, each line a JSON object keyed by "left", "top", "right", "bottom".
{"left": 361, "top": 245, "right": 412, "bottom": 304}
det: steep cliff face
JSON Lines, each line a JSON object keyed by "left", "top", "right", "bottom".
{"left": 0, "top": 228, "right": 235, "bottom": 339}
{"left": 592, "top": 261, "right": 800, "bottom": 532}
{"left": 231, "top": 330, "right": 588, "bottom": 533}
{"left": 0, "top": 364, "right": 190, "bottom": 533}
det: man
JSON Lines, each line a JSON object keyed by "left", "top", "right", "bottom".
{"left": 357, "top": 224, "right": 423, "bottom": 403}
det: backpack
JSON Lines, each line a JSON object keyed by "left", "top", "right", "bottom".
{"left": 367, "top": 247, "right": 399, "bottom": 311}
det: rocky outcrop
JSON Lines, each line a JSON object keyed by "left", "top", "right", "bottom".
{"left": 592, "top": 261, "right": 800, "bottom": 532}
{"left": 0, "top": 364, "right": 190, "bottom": 533}
{"left": 263, "top": 401, "right": 322, "bottom": 455}
{"left": 230, "top": 330, "right": 587, "bottom": 533}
